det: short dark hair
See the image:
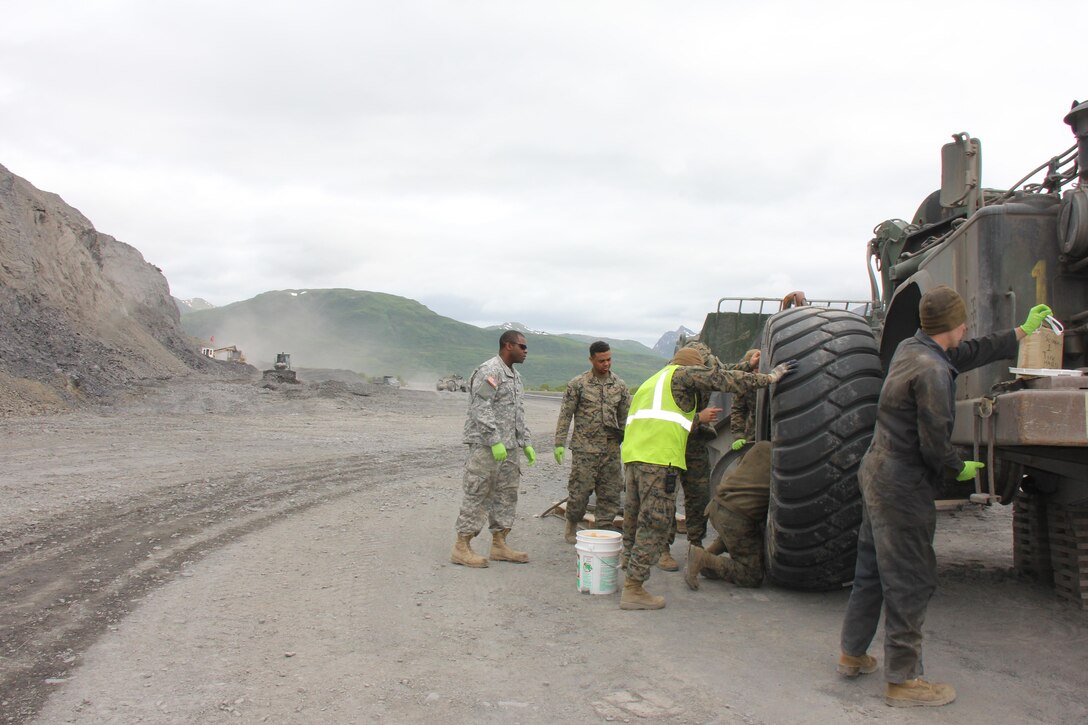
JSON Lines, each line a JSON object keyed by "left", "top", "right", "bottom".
{"left": 589, "top": 340, "right": 610, "bottom": 356}
{"left": 499, "top": 330, "right": 524, "bottom": 349}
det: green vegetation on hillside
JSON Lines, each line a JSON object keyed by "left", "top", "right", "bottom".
{"left": 181, "top": 289, "right": 665, "bottom": 389}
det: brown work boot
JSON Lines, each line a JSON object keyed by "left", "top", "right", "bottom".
{"left": 490, "top": 529, "right": 529, "bottom": 563}
{"left": 702, "top": 538, "right": 726, "bottom": 578}
{"left": 837, "top": 651, "right": 879, "bottom": 678}
{"left": 657, "top": 549, "right": 680, "bottom": 571}
{"left": 685, "top": 545, "right": 707, "bottom": 589}
{"left": 885, "top": 678, "right": 956, "bottom": 708}
{"left": 619, "top": 580, "right": 666, "bottom": 610}
{"left": 564, "top": 519, "right": 578, "bottom": 545}
{"left": 450, "top": 533, "right": 488, "bottom": 568}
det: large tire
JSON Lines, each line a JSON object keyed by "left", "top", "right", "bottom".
{"left": 709, "top": 445, "right": 748, "bottom": 498}
{"left": 763, "top": 307, "right": 883, "bottom": 591}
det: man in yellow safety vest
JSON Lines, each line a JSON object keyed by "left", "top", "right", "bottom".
{"left": 619, "top": 347, "right": 797, "bottom": 609}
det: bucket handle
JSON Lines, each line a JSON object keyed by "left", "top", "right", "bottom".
{"left": 598, "top": 557, "right": 622, "bottom": 571}
{"left": 579, "top": 550, "right": 624, "bottom": 571}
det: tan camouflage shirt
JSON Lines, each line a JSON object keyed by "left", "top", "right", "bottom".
{"left": 553, "top": 370, "right": 631, "bottom": 453}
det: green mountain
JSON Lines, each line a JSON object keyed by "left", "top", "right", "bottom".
{"left": 548, "top": 332, "right": 666, "bottom": 358}
{"left": 180, "top": 289, "right": 666, "bottom": 389}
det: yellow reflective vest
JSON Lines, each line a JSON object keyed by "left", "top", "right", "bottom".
{"left": 622, "top": 365, "right": 695, "bottom": 469}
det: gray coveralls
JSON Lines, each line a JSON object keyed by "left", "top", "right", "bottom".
{"left": 840, "top": 328, "right": 1017, "bottom": 683}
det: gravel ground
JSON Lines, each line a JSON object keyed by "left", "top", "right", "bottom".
{"left": 2, "top": 377, "right": 1086, "bottom": 724}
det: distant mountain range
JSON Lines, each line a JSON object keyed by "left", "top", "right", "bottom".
{"left": 652, "top": 326, "right": 696, "bottom": 357}
{"left": 179, "top": 289, "right": 675, "bottom": 389}
{"left": 486, "top": 322, "right": 663, "bottom": 357}
{"left": 174, "top": 297, "right": 215, "bottom": 315}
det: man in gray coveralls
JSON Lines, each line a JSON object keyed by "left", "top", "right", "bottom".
{"left": 838, "top": 286, "right": 1051, "bottom": 707}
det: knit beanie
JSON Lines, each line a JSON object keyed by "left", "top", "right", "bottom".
{"left": 919, "top": 286, "right": 967, "bottom": 335}
{"left": 671, "top": 347, "right": 704, "bottom": 367}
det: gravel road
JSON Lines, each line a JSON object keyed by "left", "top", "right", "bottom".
{"left": 2, "top": 377, "right": 1086, "bottom": 724}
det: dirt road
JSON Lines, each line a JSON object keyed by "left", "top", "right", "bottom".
{"left": 2, "top": 379, "right": 1086, "bottom": 724}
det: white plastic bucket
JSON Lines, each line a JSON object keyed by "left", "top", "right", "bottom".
{"left": 575, "top": 529, "right": 623, "bottom": 595}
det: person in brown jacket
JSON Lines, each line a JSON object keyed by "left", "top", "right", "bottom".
{"left": 684, "top": 440, "right": 771, "bottom": 589}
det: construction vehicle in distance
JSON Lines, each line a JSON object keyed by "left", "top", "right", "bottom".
{"left": 436, "top": 374, "right": 469, "bottom": 392}
{"left": 693, "top": 99, "right": 1088, "bottom": 606}
{"left": 200, "top": 345, "right": 247, "bottom": 364}
{"left": 262, "top": 352, "right": 298, "bottom": 383}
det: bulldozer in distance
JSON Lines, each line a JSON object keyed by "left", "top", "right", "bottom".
{"left": 262, "top": 352, "right": 298, "bottom": 383}
{"left": 693, "top": 99, "right": 1088, "bottom": 605}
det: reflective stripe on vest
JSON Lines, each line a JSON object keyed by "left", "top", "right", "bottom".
{"left": 622, "top": 365, "right": 695, "bottom": 468}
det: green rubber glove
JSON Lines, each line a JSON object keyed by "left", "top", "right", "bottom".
{"left": 491, "top": 442, "right": 508, "bottom": 462}
{"left": 731, "top": 438, "right": 747, "bottom": 451}
{"left": 956, "top": 460, "right": 985, "bottom": 481}
{"left": 554, "top": 446, "right": 565, "bottom": 464}
{"left": 1021, "top": 304, "right": 1053, "bottom": 335}
{"left": 524, "top": 445, "right": 536, "bottom": 466}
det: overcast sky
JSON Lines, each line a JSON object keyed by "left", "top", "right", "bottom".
{"left": 2, "top": 1, "right": 1083, "bottom": 345}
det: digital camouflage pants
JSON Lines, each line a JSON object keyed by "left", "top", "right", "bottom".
{"left": 667, "top": 445, "right": 710, "bottom": 546}
{"left": 455, "top": 445, "right": 521, "bottom": 535}
{"left": 622, "top": 462, "right": 677, "bottom": 583}
{"left": 706, "top": 500, "right": 764, "bottom": 587}
{"left": 565, "top": 444, "right": 623, "bottom": 531}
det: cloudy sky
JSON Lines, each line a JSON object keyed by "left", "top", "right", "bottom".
{"left": 2, "top": 1, "right": 1083, "bottom": 345}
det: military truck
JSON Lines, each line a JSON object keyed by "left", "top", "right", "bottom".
{"left": 436, "top": 374, "right": 469, "bottom": 392}
{"left": 695, "top": 99, "right": 1088, "bottom": 603}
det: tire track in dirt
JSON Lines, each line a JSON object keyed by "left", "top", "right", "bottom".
{"left": 0, "top": 449, "right": 453, "bottom": 724}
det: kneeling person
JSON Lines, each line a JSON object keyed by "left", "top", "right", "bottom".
{"left": 685, "top": 441, "right": 770, "bottom": 589}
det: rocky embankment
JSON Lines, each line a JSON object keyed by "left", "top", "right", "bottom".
{"left": 0, "top": 163, "right": 238, "bottom": 416}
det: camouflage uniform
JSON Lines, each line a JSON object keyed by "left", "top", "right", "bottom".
{"left": 455, "top": 355, "right": 532, "bottom": 535}
{"left": 729, "top": 383, "right": 756, "bottom": 441}
{"left": 668, "top": 356, "right": 754, "bottom": 547}
{"left": 554, "top": 370, "right": 631, "bottom": 531}
{"left": 624, "top": 361, "right": 776, "bottom": 583}
{"left": 705, "top": 440, "right": 771, "bottom": 587}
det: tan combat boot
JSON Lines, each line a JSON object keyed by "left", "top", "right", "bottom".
{"left": 705, "top": 537, "right": 726, "bottom": 555}
{"left": 657, "top": 549, "right": 680, "bottom": 571}
{"left": 619, "top": 579, "right": 666, "bottom": 610}
{"left": 885, "top": 678, "right": 956, "bottom": 708}
{"left": 490, "top": 529, "right": 529, "bottom": 563}
{"left": 450, "top": 533, "right": 488, "bottom": 568}
{"left": 684, "top": 545, "right": 728, "bottom": 589}
{"left": 702, "top": 537, "right": 726, "bottom": 578}
{"left": 685, "top": 545, "right": 704, "bottom": 590}
{"left": 837, "top": 651, "right": 879, "bottom": 678}
{"left": 564, "top": 519, "right": 578, "bottom": 545}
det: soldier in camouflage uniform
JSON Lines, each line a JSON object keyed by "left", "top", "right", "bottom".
{"left": 619, "top": 347, "right": 796, "bottom": 609}
{"left": 451, "top": 330, "right": 536, "bottom": 568}
{"left": 554, "top": 341, "right": 631, "bottom": 542}
{"left": 691, "top": 347, "right": 762, "bottom": 566}
{"left": 685, "top": 440, "right": 771, "bottom": 590}
{"left": 658, "top": 343, "right": 756, "bottom": 572}
{"left": 729, "top": 348, "right": 760, "bottom": 449}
